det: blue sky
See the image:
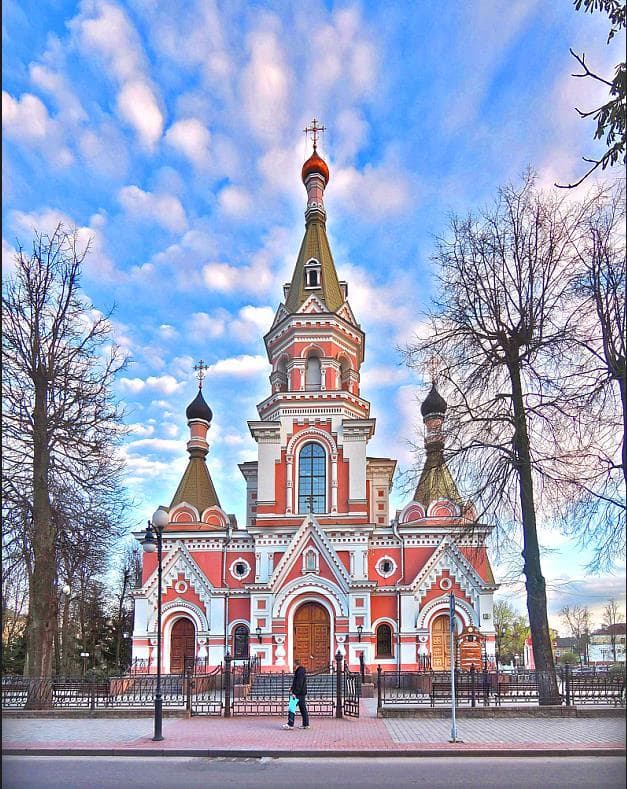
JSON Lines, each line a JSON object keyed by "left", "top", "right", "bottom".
{"left": 3, "top": 0, "right": 625, "bottom": 631}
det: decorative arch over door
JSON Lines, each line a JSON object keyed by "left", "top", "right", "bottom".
{"left": 293, "top": 602, "right": 330, "bottom": 672}
{"left": 170, "top": 616, "right": 195, "bottom": 674}
{"left": 430, "top": 613, "right": 451, "bottom": 671}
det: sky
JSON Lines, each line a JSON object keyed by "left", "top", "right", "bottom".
{"left": 2, "top": 0, "right": 625, "bottom": 633}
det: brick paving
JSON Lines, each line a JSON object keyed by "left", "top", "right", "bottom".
{"left": 2, "top": 700, "right": 625, "bottom": 755}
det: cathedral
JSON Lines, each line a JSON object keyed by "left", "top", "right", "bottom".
{"left": 131, "top": 130, "right": 498, "bottom": 675}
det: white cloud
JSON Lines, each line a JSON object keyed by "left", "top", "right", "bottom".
{"left": 128, "top": 422, "right": 155, "bottom": 437}
{"left": 360, "top": 364, "right": 409, "bottom": 389}
{"left": 218, "top": 185, "right": 253, "bottom": 217}
{"left": 29, "top": 62, "right": 87, "bottom": 125}
{"left": 159, "top": 324, "right": 177, "bottom": 338}
{"left": 2, "top": 91, "right": 74, "bottom": 166}
{"left": 240, "top": 27, "right": 292, "bottom": 143}
{"left": 165, "top": 117, "right": 211, "bottom": 168}
{"left": 118, "top": 185, "right": 187, "bottom": 232}
{"left": 116, "top": 80, "right": 164, "bottom": 151}
{"left": 8, "top": 208, "right": 119, "bottom": 281}
{"left": 187, "top": 310, "right": 228, "bottom": 341}
{"left": 331, "top": 162, "right": 412, "bottom": 218}
{"left": 162, "top": 422, "right": 179, "bottom": 438}
{"left": 206, "top": 354, "right": 269, "bottom": 378}
{"left": 119, "top": 374, "right": 185, "bottom": 395}
{"left": 2, "top": 238, "right": 17, "bottom": 275}
{"left": 70, "top": 0, "right": 163, "bottom": 150}
{"left": 229, "top": 305, "right": 274, "bottom": 342}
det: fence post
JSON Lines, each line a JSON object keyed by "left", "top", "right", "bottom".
{"left": 565, "top": 663, "right": 571, "bottom": 707}
{"left": 470, "top": 664, "right": 476, "bottom": 707}
{"left": 483, "top": 664, "right": 489, "bottom": 706}
{"left": 335, "top": 650, "right": 343, "bottom": 719}
{"left": 377, "top": 665, "right": 382, "bottom": 711}
{"left": 224, "top": 653, "right": 232, "bottom": 718}
{"left": 90, "top": 682, "right": 96, "bottom": 712}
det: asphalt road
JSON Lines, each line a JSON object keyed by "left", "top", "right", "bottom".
{"left": 2, "top": 755, "right": 626, "bottom": 789}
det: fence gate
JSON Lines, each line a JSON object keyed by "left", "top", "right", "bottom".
{"left": 343, "top": 665, "right": 361, "bottom": 718}
{"left": 188, "top": 664, "right": 223, "bottom": 716}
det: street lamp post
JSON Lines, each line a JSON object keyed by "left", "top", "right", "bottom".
{"left": 142, "top": 507, "right": 170, "bottom": 742}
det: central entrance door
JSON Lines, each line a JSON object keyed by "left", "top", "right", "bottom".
{"left": 431, "top": 614, "right": 451, "bottom": 671}
{"left": 170, "top": 617, "right": 195, "bottom": 674}
{"left": 293, "top": 602, "right": 330, "bottom": 672}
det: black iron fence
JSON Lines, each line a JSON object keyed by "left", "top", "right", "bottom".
{"left": 377, "top": 665, "right": 625, "bottom": 708}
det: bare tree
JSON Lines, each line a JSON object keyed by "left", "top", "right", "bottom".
{"left": 602, "top": 598, "right": 623, "bottom": 661}
{"left": 2, "top": 225, "right": 128, "bottom": 684}
{"left": 403, "top": 172, "right": 603, "bottom": 703}
{"left": 559, "top": 604, "right": 592, "bottom": 661}
{"left": 558, "top": 181, "right": 626, "bottom": 569}
{"left": 558, "top": 0, "right": 626, "bottom": 188}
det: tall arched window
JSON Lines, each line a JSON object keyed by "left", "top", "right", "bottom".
{"left": 306, "top": 355, "right": 321, "bottom": 390}
{"left": 376, "top": 623, "right": 393, "bottom": 658}
{"left": 298, "top": 442, "right": 326, "bottom": 513}
{"left": 233, "top": 625, "right": 249, "bottom": 659}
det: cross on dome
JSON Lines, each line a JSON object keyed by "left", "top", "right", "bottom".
{"left": 193, "top": 359, "right": 209, "bottom": 389}
{"left": 303, "top": 118, "right": 326, "bottom": 151}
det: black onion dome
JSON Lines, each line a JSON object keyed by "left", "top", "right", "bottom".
{"left": 185, "top": 388, "right": 213, "bottom": 422}
{"left": 420, "top": 383, "right": 447, "bottom": 417}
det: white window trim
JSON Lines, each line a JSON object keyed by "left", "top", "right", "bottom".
{"left": 376, "top": 555, "right": 397, "bottom": 579}
{"left": 229, "top": 558, "right": 252, "bottom": 580}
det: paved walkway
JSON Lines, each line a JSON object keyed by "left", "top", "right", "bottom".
{"left": 3, "top": 700, "right": 625, "bottom": 757}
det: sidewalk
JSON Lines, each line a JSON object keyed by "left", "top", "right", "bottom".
{"left": 3, "top": 700, "right": 625, "bottom": 757}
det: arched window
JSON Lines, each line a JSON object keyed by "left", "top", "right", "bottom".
{"left": 339, "top": 358, "right": 351, "bottom": 391}
{"left": 298, "top": 442, "right": 326, "bottom": 513}
{"left": 376, "top": 623, "right": 393, "bottom": 658}
{"left": 306, "top": 355, "right": 321, "bottom": 390}
{"left": 233, "top": 625, "right": 249, "bottom": 659}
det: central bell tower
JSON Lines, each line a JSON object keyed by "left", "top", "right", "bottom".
{"left": 239, "top": 123, "right": 394, "bottom": 533}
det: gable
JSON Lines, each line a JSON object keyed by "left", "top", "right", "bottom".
{"left": 269, "top": 513, "right": 351, "bottom": 593}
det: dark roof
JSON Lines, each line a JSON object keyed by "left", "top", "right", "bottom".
{"left": 591, "top": 623, "right": 627, "bottom": 636}
{"left": 186, "top": 388, "right": 213, "bottom": 422}
{"left": 421, "top": 384, "right": 447, "bottom": 417}
{"left": 554, "top": 637, "right": 577, "bottom": 648}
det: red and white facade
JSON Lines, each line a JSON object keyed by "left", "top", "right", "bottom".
{"left": 131, "top": 142, "right": 498, "bottom": 674}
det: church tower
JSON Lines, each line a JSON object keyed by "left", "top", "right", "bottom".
{"left": 240, "top": 121, "right": 395, "bottom": 534}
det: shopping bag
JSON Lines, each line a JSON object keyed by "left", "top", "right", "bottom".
{"left": 287, "top": 695, "right": 298, "bottom": 714}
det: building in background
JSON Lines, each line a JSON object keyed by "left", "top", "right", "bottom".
{"left": 588, "top": 624, "right": 626, "bottom": 664}
{"left": 131, "top": 133, "right": 498, "bottom": 674}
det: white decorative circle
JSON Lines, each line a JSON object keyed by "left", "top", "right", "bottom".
{"left": 376, "top": 555, "right": 397, "bottom": 579}
{"left": 229, "top": 558, "right": 251, "bottom": 580}
{"left": 439, "top": 577, "right": 452, "bottom": 591}
{"left": 175, "top": 580, "right": 188, "bottom": 594}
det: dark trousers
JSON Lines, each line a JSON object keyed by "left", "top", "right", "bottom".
{"left": 287, "top": 695, "right": 309, "bottom": 727}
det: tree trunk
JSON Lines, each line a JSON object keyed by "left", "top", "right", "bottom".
{"left": 509, "top": 361, "right": 561, "bottom": 705}
{"left": 25, "top": 375, "right": 55, "bottom": 707}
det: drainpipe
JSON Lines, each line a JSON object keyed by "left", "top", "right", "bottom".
{"left": 392, "top": 516, "right": 404, "bottom": 673}
{"left": 222, "top": 521, "right": 232, "bottom": 655}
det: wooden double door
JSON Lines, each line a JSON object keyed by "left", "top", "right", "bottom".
{"left": 293, "top": 603, "right": 330, "bottom": 672}
{"left": 170, "top": 617, "right": 195, "bottom": 674}
{"left": 431, "top": 614, "right": 451, "bottom": 671}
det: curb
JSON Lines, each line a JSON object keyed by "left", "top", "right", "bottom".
{"left": 3, "top": 747, "right": 626, "bottom": 758}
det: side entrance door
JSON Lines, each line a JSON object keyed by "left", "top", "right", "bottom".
{"left": 431, "top": 614, "right": 451, "bottom": 671}
{"left": 293, "top": 602, "right": 330, "bottom": 672}
{"left": 170, "top": 617, "right": 195, "bottom": 674}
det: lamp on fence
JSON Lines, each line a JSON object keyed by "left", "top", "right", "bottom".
{"left": 142, "top": 506, "right": 169, "bottom": 742}
{"left": 255, "top": 626, "right": 262, "bottom": 643}
{"left": 357, "top": 625, "right": 363, "bottom": 642}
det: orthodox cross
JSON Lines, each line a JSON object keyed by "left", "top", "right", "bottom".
{"left": 426, "top": 355, "right": 441, "bottom": 386}
{"left": 304, "top": 118, "right": 325, "bottom": 150}
{"left": 193, "top": 359, "right": 208, "bottom": 388}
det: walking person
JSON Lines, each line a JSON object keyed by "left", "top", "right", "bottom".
{"left": 283, "top": 658, "right": 310, "bottom": 729}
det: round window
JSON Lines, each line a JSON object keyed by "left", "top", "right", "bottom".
{"left": 229, "top": 559, "right": 251, "bottom": 580}
{"left": 376, "top": 556, "right": 396, "bottom": 578}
